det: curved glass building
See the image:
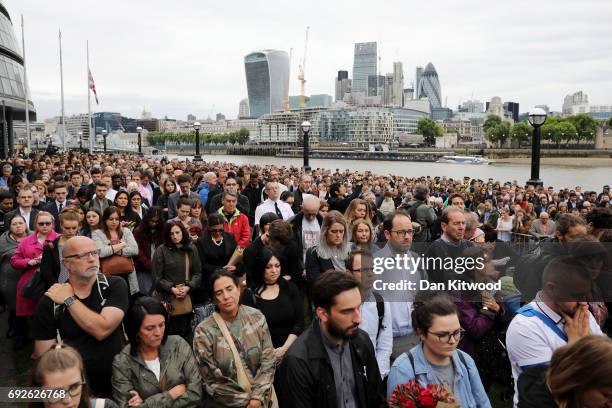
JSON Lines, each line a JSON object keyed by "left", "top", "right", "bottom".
{"left": 0, "top": 1, "right": 36, "bottom": 157}
{"left": 417, "top": 62, "right": 441, "bottom": 110}
{"left": 244, "top": 50, "right": 289, "bottom": 118}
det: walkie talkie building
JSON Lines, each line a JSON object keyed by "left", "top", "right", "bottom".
{"left": 244, "top": 50, "right": 289, "bottom": 118}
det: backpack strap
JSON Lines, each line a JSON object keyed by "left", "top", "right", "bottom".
{"left": 372, "top": 291, "right": 385, "bottom": 341}
{"left": 516, "top": 304, "right": 568, "bottom": 342}
{"left": 456, "top": 351, "right": 471, "bottom": 385}
{"left": 406, "top": 350, "right": 415, "bottom": 375}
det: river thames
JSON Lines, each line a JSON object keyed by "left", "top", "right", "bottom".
{"left": 170, "top": 154, "right": 611, "bottom": 191}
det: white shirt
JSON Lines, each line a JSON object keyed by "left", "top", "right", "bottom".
{"left": 301, "top": 217, "right": 321, "bottom": 262}
{"left": 19, "top": 207, "right": 32, "bottom": 227}
{"left": 359, "top": 292, "right": 393, "bottom": 379}
{"left": 144, "top": 358, "right": 161, "bottom": 381}
{"left": 254, "top": 198, "right": 294, "bottom": 225}
{"left": 261, "top": 183, "right": 288, "bottom": 202}
{"left": 106, "top": 188, "right": 118, "bottom": 202}
{"left": 506, "top": 296, "right": 603, "bottom": 407}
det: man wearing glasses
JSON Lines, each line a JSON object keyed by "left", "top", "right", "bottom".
{"left": 32, "top": 236, "right": 129, "bottom": 398}
{"left": 374, "top": 210, "right": 427, "bottom": 360}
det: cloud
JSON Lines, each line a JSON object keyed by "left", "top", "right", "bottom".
{"left": 5, "top": 0, "right": 612, "bottom": 121}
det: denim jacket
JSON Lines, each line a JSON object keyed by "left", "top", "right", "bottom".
{"left": 387, "top": 343, "right": 491, "bottom": 408}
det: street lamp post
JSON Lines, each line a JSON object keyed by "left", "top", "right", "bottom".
{"left": 102, "top": 129, "right": 108, "bottom": 152}
{"left": 301, "top": 120, "right": 311, "bottom": 172}
{"left": 78, "top": 131, "right": 83, "bottom": 151}
{"left": 193, "top": 121, "right": 202, "bottom": 161}
{"left": 136, "top": 126, "right": 143, "bottom": 157}
{"left": 527, "top": 107, "right": 547, "bottom": 187}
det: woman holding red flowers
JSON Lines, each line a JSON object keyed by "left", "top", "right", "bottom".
{"left": 387, "top": 292, "right": 491, "bottom": 408}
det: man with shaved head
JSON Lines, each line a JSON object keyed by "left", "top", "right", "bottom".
{"left": 290, "top": 194, "right": 323, "bottom": 266}
{"left": 32, "top": 236, "right": 129, "bottom": 398}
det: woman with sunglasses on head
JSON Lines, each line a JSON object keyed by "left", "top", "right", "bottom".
{"left": 111, "top": 297, "right": 202, "bottom": 407}
{"left": 196, "top": 213, "right": 238, "bottom": 299}
{"left": 11, "top": 211, "right": 59, "bottom": 350}
{"left": 92, "top": 206, "right": 140, "bottom": 297}
{"left": 30, "top": 343, "right": 117, "bottom": 408}
{"left": 133, "top": 207, "right": 165, "bottom": 296}
{"left": 387, "top": 291, "right": 491, "bottom": 408}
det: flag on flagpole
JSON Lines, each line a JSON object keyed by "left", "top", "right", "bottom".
{"left": 88, "top": 69, "right": 99, "bottom": 104}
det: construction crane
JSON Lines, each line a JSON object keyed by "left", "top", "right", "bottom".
{"left": 284, "top": 48, "right": 293, "bottom": 112}
{"left": 298, "top": 26, "right": 309, "bottom": 108}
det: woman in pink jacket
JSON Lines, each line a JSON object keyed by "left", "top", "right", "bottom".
{"left": 10, "top": 211, "right": 59, "bottom": 349}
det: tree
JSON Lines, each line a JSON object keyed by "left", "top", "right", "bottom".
{"left": 483, "top": 115, "right": 502, "bottom": 133}
{"left": 569, "top": 113, "right": 598, "bottom": 144}
{"left": 417, "top": 117, "right": 443, "bottom": 145}
{"left": 485, "top": 122, "right": 511, "bottom": 148}
{"left": 607, "top": 117, "right": 612, "bottom": 127}
{"left": 511, "top": 121, "right": 532, "bottom": 146}
{"left": 557, "top": 121, "right": 578, "bottom": 147}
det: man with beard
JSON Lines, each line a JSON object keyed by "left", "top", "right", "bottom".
{"left": 506, "top": 256, "right": 603, "bottom": 407}
{"left": 375, "top": 210, "right": 427, "bottom": 359}
{"left": 280, "top": 271, "right": 385, "bottom": 408}
{"left": 32, "top": 236, "right": 129, "bottom": 398}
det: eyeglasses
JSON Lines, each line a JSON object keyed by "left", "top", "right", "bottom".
{"left": 46, "top": 381, "right": 86, "bottom": 403}
{"left": 64, "top": 249, "right": 100, "bottom": 259}
{"left": 391, "top": 229, "right": 414, "bottom": 236}
{"left": 428, "top": 328, "right": 465, "bottom": 344}
{"left": 37, "top": 221, "right": 52, "bottom": 226}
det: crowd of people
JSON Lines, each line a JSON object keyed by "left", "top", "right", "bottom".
{"left": 0, "top": 151, "right": 610, "bottom": 408}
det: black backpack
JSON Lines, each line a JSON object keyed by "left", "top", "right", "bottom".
{"left": 402, "top": 201, "right": 428, "bottom": 241}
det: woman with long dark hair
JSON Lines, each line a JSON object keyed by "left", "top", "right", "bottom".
{"left": 152, "top": 221, "right": 201, "bottom": 339}
{"left": 113, "top": 191, "right": 139, "bottom": 230}
{"left": 111, "top": 297, "right": 202, "bottom": 406}
{"left": 133, "top": 206, "right": 165, "bottom": 296}
{"left": 92, "top": 206, "right": 139, "bottom": 297}
{"left": 156, "top": 177, "right": 176, "bottom": 220}
{"left": 81, "top": 208, "right": 102, "bottom": 238}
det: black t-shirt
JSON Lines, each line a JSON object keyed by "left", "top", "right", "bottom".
{"left": 33, "top": 275, "right": 129, "bottom": 396}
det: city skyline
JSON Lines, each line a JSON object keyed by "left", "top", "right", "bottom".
{"left": 6, "top": 0, "right": 612, "bottom": 122}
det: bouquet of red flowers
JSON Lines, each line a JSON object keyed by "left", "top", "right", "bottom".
{"left": 389, "top": 380, "right": 457, "bottom": 408}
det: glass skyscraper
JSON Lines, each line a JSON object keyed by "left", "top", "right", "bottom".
{"left": 0, "top": 1, "right": 36, "bottom": 157}
{"left": 417, "top": 62, "right": 442, "bottom": 110}
{"left": 352, "top": 42, "right": 377, "bottom": 94}
{"left": 244, "top": 50, "right": 289, "bottom": 118}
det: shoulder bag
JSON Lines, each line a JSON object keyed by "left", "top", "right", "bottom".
{"left": 212, "top": 311, "right": 278, "bottom": 408}
{"left": 154, "top": 251, "right": 193, "bottom": 316}
{"left": 100, "top": 239, "right": 134, "bottom": 276}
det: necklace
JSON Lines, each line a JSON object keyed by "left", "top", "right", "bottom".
{"left": 212, "top": 237, "right": 223, "bottom": 246}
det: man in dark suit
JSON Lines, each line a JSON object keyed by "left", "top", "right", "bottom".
{"left": 43, "top": 181, "right": 70, "bottom": 232}
{"left": 242, "top": 172, "right": 264, "bottom": 227}
{"left": 168, "top": 174, "right": 200, "bottom": 219}
{"left": 4, "top": 184, "right": 39, "bottom": 231}
{"left": 291, "top": 174, "right": 313, "bottom": 214}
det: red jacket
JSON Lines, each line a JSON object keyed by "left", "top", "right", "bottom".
{"left": 219, "top": 208, "right": 250, "bottom": 248}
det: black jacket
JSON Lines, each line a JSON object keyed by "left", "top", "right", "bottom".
{"left": 242, "top": 182, "right": 264, "bottom": 225}
{"left": 279, "top": 319, "right": 385, "bottom": 408}
{"left": 196, "top": 231, "right": 237, "bottom": 298}
{"left": 328, "top": 184, "right": 362, "bottom": 214}
{"left": 40, "top": 236, "right": 62, "bottom": 289}
{"left": 305, "top": 247, "right": 334, "bottom": 289}
{"left": 517, "top": 365, "right": 556, "bottom": 408}
{"left": 290, "top": 212, "right": 323, "bottom": 258}
{"left": 3, "top": 207, "right": 39, "bottom": 232}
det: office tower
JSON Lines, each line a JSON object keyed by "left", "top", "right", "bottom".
{"left": 244, "top": 49, "right": 290, "bottom": 118}
{"left": 367, "top": 75, "right": 385, "bottom": 97}
{"left": 486, "top": 96, "right": 504, "bottom": 118}
{"left": 352, "top": 42, "right": 377, "bottom": 94}
{"left": 384, "top": 74, "right": 394, "bottom": 106}
{"left": 403, "top": 87, "right": 414, "bottom": 104}
{"left": 416, "top": 62, "right": 442, "bottom": 109}
{"left": 187, "top": 114, "right": 197, "bottom": 121}
{"left": 335, "top": 70, "right": 351, "bottom": 101}
{"left": 415, "top": 67, "right": 423, "bottom": 99}
{"left": 238, "top": 98, "right": 250, "bottom": 119}
{"left": 392, "top": 62, "right": 404, "bottom": 106}
{"left": 503, "top": 102, "right": 519, "bottom": 122}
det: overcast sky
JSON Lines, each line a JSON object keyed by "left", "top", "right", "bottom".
{"left": 6, "top": 0, "right": 612, "bottom": 122}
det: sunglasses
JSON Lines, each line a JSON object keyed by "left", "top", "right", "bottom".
{"left": 37, "top": 221, "right": 52, "bottom": 226}
{"left": 209, "top": 228, "right": 224, "bottom": 234}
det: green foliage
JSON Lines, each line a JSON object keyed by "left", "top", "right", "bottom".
{"left": 146, "top": 128, "right": 250, "bottom": 146}
{"left": 417, "top": 117, "right": 444, "bottom": 145}
{"left": 485, "top": 122, "right": 511, "bottom": 148}
{"left": 510, "top": 121, "right": 532, "bottom": 145}
{"left": 607, "top": 117, "right": 612, "bottom": 127}
{"left": 568, "top": 113, "right": 597, "bottom": 143}
{"left": 483, "top": 115, "right": 502, "bottom": 133}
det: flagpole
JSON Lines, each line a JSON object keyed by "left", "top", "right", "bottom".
{"left": 21, "top": 15, "right": 30, "bottom": 153}
{"left": 59, "top": 29, "right": 66, "bottom": 151}
{"left": 87, "top": 40, "right": 93, "bottom": 154}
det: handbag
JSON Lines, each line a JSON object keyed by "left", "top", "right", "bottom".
{"left": 22, "top": 269, "right": 46, "bottom": 299}
{"left": 212, "top": 312, "right": 278, "bottom": 408}
{"left": 153, "top": 252, "right": 193, "bottom": 316}
{"left": 100, "top": 254, "right": 134, "bottom": 276}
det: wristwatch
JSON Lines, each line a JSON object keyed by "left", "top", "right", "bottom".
{"left": 64, "top": 296, "right": 77, "bottom": 308}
